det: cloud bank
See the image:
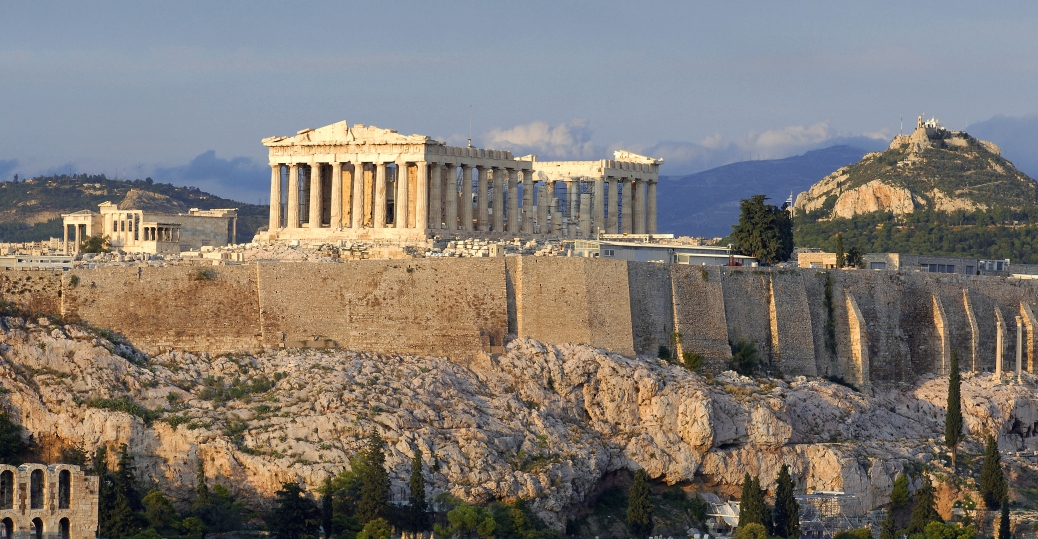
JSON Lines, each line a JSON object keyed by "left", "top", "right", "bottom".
{"left": 479, "top": 120, "right": 889, "bottom": 176}
{"left": 151, "top": 151, "right": 269, "bottom": 204}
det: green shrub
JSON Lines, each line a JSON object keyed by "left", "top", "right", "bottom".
{"left": 682, "top": 351, "right": 706, "bottom": 372}
{"left": 729, "top": 338, "right": 760, "bottom": 376}
{"left": 87, "top": 396, "right": 162, "bottom": 426}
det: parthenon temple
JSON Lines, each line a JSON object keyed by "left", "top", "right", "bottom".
{"left": 260, "top": 121, "right": 662, "bottom": 242}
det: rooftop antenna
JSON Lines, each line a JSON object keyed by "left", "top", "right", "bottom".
{"left": 467, "top": 105, "right": 473, "bottom": 148}
{"left": 900, "top": 114, "right": 903, "bottom": 136}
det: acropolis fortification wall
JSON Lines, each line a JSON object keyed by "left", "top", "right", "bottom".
{"left": 4, "top": 260, "right": 1038, "bottom": 383}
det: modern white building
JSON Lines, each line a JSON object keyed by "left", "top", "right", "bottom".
{"left": 573, "top": 240, "right": 758, "bottom": 266}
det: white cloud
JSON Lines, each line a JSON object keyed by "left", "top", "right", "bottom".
{"left": 475, "top": 118, "right": 889, "bottom": 176}
{"left": 735, "top": 121, "right": 833, "bottom": 159}
{"left": 482, "top": 119, "right": 598, "bottom": 159}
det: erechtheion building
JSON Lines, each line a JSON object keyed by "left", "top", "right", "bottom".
{"left": 61, "top": 203, "right": 238, "bottom": 255}
{"left": 260, "top": 120, "right": 662, "bottom": 242}
{"left": 0, "top": 464, "right": 98, "bottom": 539}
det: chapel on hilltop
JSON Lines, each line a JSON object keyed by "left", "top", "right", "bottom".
{"left": 260, "top": 120, "right": 663, "bottom": 242}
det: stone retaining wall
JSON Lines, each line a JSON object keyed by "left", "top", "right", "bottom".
{"left": 6, "top": 261, "right": 1038, "bottom": 383}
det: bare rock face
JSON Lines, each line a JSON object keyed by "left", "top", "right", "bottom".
{"left": 830, "top": 179, "right": 916, "bottom": 219}
{"left": 2, "top": 319, "right": 1037, "bottom": 527}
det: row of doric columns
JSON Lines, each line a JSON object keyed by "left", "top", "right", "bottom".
{"left": 269, "top": 162, "right": 657, "bottom": 237}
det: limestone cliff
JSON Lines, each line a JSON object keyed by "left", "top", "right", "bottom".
{"left": 794, "top": 120, "right": 1036, "bottom": 219}
{"left": 3, "top": 316, "right": 1038, "bottom": 526}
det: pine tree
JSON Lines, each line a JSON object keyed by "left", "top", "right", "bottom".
{"left": 731, "top": 195, "right": 794, "bottom": 265}
{"left": 270, "top": 482, "right": 320, "bottom": 539}
{"left": 408, "top": 448, "right": 429, "bottom": 532}
{"left": 980, "top": 435, "right": 1008, "bottom": 509}
{"left": 998, "top": 497, "right": 1010, "bottom": 539}
{"left": 772, "top": 464, "right": 800, "bottom": 539}
{"left": 890, "top": 473, "right": 910, "bottom": 509}
{"left": 626, "top": 469, "right": 653, "bottom": 539}
{"left": 945, "top": 351, "right": 963, "bottom": 467}
{"left": 879, "top": 509, "right": 897, "bottom": 539}
{"left": 906, "top": 477, "right": 941, "bottom": 534}
{"left": 356, "top": 431, "right": 389, "bottom": 525}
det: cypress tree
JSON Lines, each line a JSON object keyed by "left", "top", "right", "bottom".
{"left": 772, "top": 464, "right": 800, "bottom": 539}
{"left": 906, "top": 477, "right": 941, "bottom": 534}
{"left": 626, "top": 469, "right": 653, "bottom": 539}
{"left": 890, "top": 473, "right": 909, "bottom": 509}
{"left": 998, "top": 497, "right": 1010, "bottom": 539}
{"left": 835, "top": 234, "right": 845, "bottom": 268}
{"left": 945, "top": 351, "right": 963, "bottom": 467}
{"left": 100, "top": 444, "right": 141, "bottom": 539}
{"left": 879, "top": 510, "right": 897, "bottom": 539}
{"left": 980, "top": 435, "right": 1008, "bottom": 509}
{"left": 738, "top": 474, "right": 772, "bottom": 534}
{"left": 356, "top": 431, "right": 389, "bottom": 525}
{"left": 321, "top": 477, "right": 333, "bottom": 539}
{"left": 408, "top": 448, "right": 429, "bottom": 532}
{"left": 196, "top": 459, "right": 211, "bottom": 506}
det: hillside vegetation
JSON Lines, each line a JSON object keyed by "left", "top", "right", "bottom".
{"left": 0, "top": 174, "right": 267, "bottom": 243}
{"left": 793, "top": 123, "right": 1038, "bottom": 262}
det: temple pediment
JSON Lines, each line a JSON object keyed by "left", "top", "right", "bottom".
{"left": 263, "top": 120, "right": 432, "bottom": 147}
{"left": 613, "top": 150, "right": 664, "bottom": 165}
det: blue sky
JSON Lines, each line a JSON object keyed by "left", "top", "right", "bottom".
{"left": 2, "top": 1, "right": 1037, "bottom": 202}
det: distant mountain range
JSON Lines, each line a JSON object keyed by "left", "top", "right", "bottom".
{"left": 655, "top": 145, "right": 871, "bottom": 238}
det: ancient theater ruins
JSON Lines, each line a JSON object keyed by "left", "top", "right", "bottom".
{"left": 260, "top": 120, "right": 662, "bottom": 242}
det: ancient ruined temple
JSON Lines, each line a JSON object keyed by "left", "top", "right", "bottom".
{"left": 0, "top": 464, "right": 98, "bottom": 539}
{"left": 260, "top": 121, "right": 663, "bottom": 242}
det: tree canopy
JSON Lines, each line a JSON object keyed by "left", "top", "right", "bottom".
{"left": 731, "top": 195, "right": 794, "bottom": 265}
{"left": 626, "top": 469, "right": 654, "bottom": 539}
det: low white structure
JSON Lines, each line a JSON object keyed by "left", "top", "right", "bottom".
{"left": 61, "top": 203, "right": 237, "bottom": 255}
{"left": 573, "top": 240, "right": 758, "bottom": 266}
{"left": 261, "top": 120, "right": 662, "bottom": 242}
{"left": 0, "top": 255, "right": 73, "bottom": 271}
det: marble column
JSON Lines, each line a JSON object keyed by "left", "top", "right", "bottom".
{"left": 269, "top": 164, "right": 282, "bottom": 232}
{"left": 395, "top": 162, "right": 409, "bottom": 228}
{"left": 428, "top": 163, "right": 441, "bottom": 229}
{"left": 507, "top": 169, "right": 519, "bottom": 233}
{"left": 607, "top": 177, "right": 618, "bottom": 233}
{"left": 461, "top": 165, "right": 474, "bottom": 231}
{"left": 330, "top": 163, "right": 342, "bottom": 229}
{"left": 552, "top": 184, "right": 564, "bottom": 235}
{"left": 74, "top": 224, "right": 82, "bottom": 252}
{"left": 446, "top": 165, "right": 459, "bottom": 231}
{"left": 647, "top": 181, "right": 657, "bottom": 234}
{"left": 567, "top": 179, "right": 578, "bottom": 237}
{"left": 621, "top": 178, "right": 633, "bottom": 234}
{"left": 536, "top": 184, "right": 548, "bottom": 235}
{"left": 579, "top": 193, "right": 592, "bottom": 238}
{"left": 492, "top": 168, "right": 504, "bottom": 232}
{"left": 634, "top": 179, "right": 647, "bottom": 234}
{"left": 309, "top": 163, "right": 323, "bottom": 228}
{"left": 593, "top": 176, "right": 604, "bottom": 237}
{"left": 415, "top": 162, "right": 428, "bottom": 231}
{"left": 374, "top": 163, "right": 387, "bottom": 228}
{"left": 352, "top": 163, "right": 365, "bottom": 228}
{"left": 63, "top": 224, "right": 69, "bottom": 254}
{"left": 522, "top": 170, "right": 535, "bottom": 234}
{"left": 477, "top": 167, "right": 490, "bottom": 231}
{"left": 286, "top": 163, "right": 300, "bottom": 228}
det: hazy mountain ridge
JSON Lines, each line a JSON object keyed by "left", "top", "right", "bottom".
{"left": 655, "top": 145, "right": 871, "bottom": 238}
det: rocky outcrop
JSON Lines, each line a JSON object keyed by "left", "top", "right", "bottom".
{"left": 2, "top": 317, "right": 1037, "bottom": 527}
{"left": 830, "top": 179, "right": 916, "bottom": 218}
{"left": 794, "top": 127, "right": 1033, "bottom": 220}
